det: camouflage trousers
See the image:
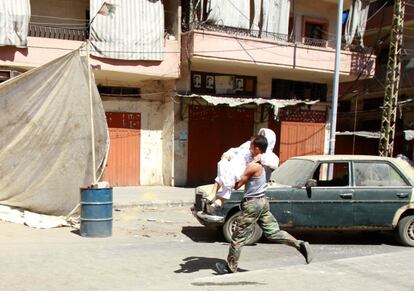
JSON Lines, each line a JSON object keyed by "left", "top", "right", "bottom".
{"left": 227, "top": 196, "right": 302, "bottom": 273}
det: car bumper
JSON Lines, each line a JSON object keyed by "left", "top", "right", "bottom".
{"left": 191, "top": 205, "right": 225, "bottom": 226}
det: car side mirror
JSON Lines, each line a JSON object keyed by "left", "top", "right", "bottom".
{"left": 305, "top": 179, "right": 317, "bottom": 188}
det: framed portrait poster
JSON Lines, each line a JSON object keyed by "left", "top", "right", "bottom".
{"left": 193, "top": 74, "right": 202, "bottom": 88}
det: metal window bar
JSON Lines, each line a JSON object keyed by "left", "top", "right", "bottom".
{"left": 302, "top": 37, "right": 328, "bottom": 47}
{"left": 194, "top": 22, "right": 369, "bottom": 53}
{"left": 193, "top": 22, "right": 291, "bottom": 43}
{"left": 29, "top": 23, "right": 172, "bottom": 42}
{"left": 28, "top": 24, "right": 87, "bottom": 41}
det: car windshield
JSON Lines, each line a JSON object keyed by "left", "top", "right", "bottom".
{"left": 271, "top": 159, "right": 315, "bottom": 186}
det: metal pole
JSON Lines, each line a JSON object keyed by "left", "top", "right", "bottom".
{"left": 87, "top": 40, "right": 97, "bottom": 184}
{"left": 329, "top": 0, "right": 344, "bottom": 155}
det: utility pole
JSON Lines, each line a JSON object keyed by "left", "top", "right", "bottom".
{"left": 328, "top": 0, "right": 344, "bottom": 155}
{"left": 378, "top": 0, "right": 405, "bottom": 156}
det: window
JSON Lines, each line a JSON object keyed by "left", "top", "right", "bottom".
{"left": 313, "top": 162, "right": 350, "bottom": 187}
{"left": 271, "top": 159, "right": 315, "bottom": 187}
{"left": 355, "top": 162, "right": 407, "bottom": 186}
{"left": 302, "top": 17, "right": 328, "bottom": 47}
{"left": 363, "top": 98, "right": 383, "bottom": 111}
{"left": 338, "top": 100, "right": 351, "bottom": 112}
{"left": 271, "top": 78, "right": 327, "bottom": 101}
{"left": 97, "top": 85, "right": 140, "bottom": 97}
{"left": 0, "top": 70, "right": 11, "bottom": 83}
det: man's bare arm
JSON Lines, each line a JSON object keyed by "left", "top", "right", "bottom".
{"left": 234, "top": 162, "right": 261, "bottom": 190}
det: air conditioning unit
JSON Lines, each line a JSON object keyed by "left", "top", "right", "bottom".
{"left": 0, "top": 70, "right": 11, "bottom": 82}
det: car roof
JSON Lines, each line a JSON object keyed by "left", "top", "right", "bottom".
{"left": 286, "top": 154, "right": 414, "bottom": 186}
{"left": 290, "top": 155, "right": 398, "bottom": 162}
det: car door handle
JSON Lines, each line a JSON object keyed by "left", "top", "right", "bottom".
{"left": 340, "top": 193, "right": 353, "bottom": 199}
{"left": 396, "top": 193, "right": 409, "bottom": 198}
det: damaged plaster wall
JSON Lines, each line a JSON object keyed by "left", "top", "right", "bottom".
{"left": 173, "top": 98, "right": 189, "bottom": 187}
{"left": 162, "top": 95, "right": 175, "bottom": 186}
{"left": 101, "top": 80, "right": 175, "bottom": 185}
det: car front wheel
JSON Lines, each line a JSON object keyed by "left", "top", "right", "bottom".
{"left": 222, "top": 211, "right": 263, "bottom": 245}
{"left": 396, "top": 215, "right": 414, "bottom": 247}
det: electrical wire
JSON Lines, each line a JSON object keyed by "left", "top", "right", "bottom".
{"left": 338, "top": 0, "right": 389, "bottom": 99}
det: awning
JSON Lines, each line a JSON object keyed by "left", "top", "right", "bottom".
{"left": 336, "top": 131, "right": 380, "bottom": 139}
{"left": 404, "top": 130, "right": 414, "bottom": 141}
{"left": 337, "top": 130, "right": 414, "bottom": 141}
{"left": 178, "top": 94, "right": 319, "bottom": 116}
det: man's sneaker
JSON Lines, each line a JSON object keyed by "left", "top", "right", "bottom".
{"left": 215, "top": 262, "right": 234, "bottom": 275}
{"left": 299, "top": 241, "right": 313, "bottom": 264}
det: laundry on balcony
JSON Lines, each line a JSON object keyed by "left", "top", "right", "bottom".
{"left": 404, "top": 130, "right": 414, "bottom": 141}
{"left": 89, "top": 0, "right": 165, "bottom": 61}
{"left": 0, "top": 0, "right": 31, "bottom": 47}
{"left": 177, "top": 93, "right": 318, "bottom": 116}
{"left": 204, "top": 0, "right": 290, "bottom": 40}
{"left": 344, "top": 0, "right": 370, "bottom": 47}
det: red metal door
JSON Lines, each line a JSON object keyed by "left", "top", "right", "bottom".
{"left": 104, "top": 112, "right": 141, "bottom": 186}
{"left": 279, "top": 121, "right": 325, "bottom": 164}
{"left": 187, "top": 105, "right": 254, "bottom": 186}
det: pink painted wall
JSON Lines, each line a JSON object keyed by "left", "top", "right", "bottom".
{"left": 0, "top": 37, "right": 180, "bottom": 79}
{"left": 191, "top": 31, "right": 375, "bottom": 80}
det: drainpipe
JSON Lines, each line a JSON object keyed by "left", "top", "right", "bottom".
{"left": 328, "top": 0, "right": 344, "bottom": 156}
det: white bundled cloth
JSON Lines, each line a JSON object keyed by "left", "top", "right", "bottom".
{"left": 215, "top": 128, "right": 279, "bottom": 199}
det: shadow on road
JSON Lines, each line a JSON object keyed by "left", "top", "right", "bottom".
{"left": 181, "top": 226, "right": 224, "bottom": 243}
{"left": 281, "top": 230, "right": 399, "bottom": 246}
{"left": 175, "top": 256, "right": 248, "bottom": 275}
{"left": 182, "top": 226, "right": 400, "bottom": 246}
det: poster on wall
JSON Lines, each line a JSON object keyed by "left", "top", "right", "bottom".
{"left": 193, "top": 74, "right": 201, "bottom": 88}
{"left": 206, "top": 75, "right": 215, "bottom": 89}
{"left": 235, "top": 78, "right": 244, "bottom": 91}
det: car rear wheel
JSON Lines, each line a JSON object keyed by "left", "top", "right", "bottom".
{"left": 222, "top": 211, "right": 263, "bottom": 245}
{"left": 396, "top": 215, "right": 414, "bottom": 247}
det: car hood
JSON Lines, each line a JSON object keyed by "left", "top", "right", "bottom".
{"left": 268, "top": 182, "right": 292, "bottom": 189}
{"left": 196, "top": 182, "right": 289, "bottom": 197}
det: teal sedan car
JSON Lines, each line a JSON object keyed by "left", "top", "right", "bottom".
{"left": 191, "top": 155, "right": 414, "bottom": 246}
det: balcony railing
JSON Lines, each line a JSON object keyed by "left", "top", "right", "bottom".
{"left": 193, "top": 22, "right": 291, "bottom": 43}
{"left": 302, "top": 37, "right": 328, "bottom": 48}
{"left": 28, "top": 23, "right": 175, "bottom": 42}
{"left": 192, "top": 22, "right": 371, "bottom": 53}
{"left": 29, "top": 24, "right": 88, "bottom": 41}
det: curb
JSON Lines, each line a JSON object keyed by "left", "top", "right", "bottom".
{"left": 113, "top": 200, "right": 194, "bottom": 208}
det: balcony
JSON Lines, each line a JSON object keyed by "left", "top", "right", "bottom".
{"left": 184, "top": 26, "right": 375, "bottom": 83}
{"left": 28, "top": 23, "right": 88, "bottom": 41}
{"left": 0, "top": 24, "right": 180, "bottom": 82}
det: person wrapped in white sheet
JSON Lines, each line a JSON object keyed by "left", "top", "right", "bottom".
{"left": 207, "top": 128, "right": 279, "bottom": 206}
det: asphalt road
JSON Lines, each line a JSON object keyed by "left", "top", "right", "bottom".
{"left": 0, "top": 205, "right": 410, "bottom": 290}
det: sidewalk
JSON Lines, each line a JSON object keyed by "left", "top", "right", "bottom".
{"left": 190, "top": 249, "right": 414, "bottom": 290}
{"left": 112, "top": 186, "right": 196, "bottom": 208}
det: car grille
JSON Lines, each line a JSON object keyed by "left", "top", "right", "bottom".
{"left": 195, "top": 193, "right": 204, "bottom": 211}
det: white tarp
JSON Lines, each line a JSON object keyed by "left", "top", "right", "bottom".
{"left": 0, "top": 0, "right": 31, "bottom": 47}
{"left": 90, "top": 0, "right": 164, "bottom": 61}
{"left": 0, "top": 205, "right": 68, "bottom": 228}
{"left": 0, "top": 49, "right": 109, "bottom": 216}
{"left": 345, "top": 0, "right": 370, "bottom": 47}
{"left": 178, "top": 94, "right": 318, "bottom": 116}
